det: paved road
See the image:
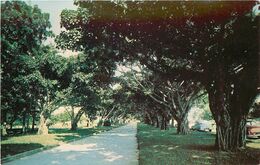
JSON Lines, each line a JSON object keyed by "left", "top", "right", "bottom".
{"left": 4, "top": 122, "right": 138, "bottom": 165}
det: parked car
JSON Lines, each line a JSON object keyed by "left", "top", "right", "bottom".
{"left": 246, "top": 119, "right": 260, "bottom": 139}
{"left": 191, "top": 120, "right": 215, "bottom": 132}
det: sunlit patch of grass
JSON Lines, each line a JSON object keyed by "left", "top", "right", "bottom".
{"left": 247, "top": 139, "right": 260, "bottom": 149}
{"left": 1, "top": 125, "right": 119, "bottom": 158}
{"left": 137, "top": 123, "right": 260, "bottom": 165}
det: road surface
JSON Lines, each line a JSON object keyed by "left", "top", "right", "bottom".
{"left": 4, "top": 122, "right": 138, "bottom": 165}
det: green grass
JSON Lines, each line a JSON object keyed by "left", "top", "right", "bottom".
{"left": 137, "top": 123, "right": 260, "bottom": 165}
{"left": 1, "top": 125, "right": 119, "bottom": 158}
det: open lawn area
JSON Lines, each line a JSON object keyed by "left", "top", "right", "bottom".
{"left": 1, "top": 126, "right": 118, "bottom": 158}
{"left": 137, "top": 123, "right": 260, "bottom": 165}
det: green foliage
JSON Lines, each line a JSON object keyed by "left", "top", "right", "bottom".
{"left": 193, "top": 94, "right": 212, "bottom": 120}
{"left": 201, "top": 109, "right": 213, "bottom": 121}
{"left": 61, "top": 53, "right": 101, "bottom": 118}
{"left": 1, "top": 1, "right": 52, "bottom": 124}
{"left": 1, "top": 1, "right": 52, "bottom": 52}
{"left": 69, "top": 1, "right": 258, "bottom": 149}
{"left": 50, "top": 113, "right": 71, "bottom": 125}
{"left": 56, "top": 6, "right": 118, "bottom": 85}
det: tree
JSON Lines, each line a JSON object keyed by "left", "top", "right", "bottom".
{"left": 56, "top": 7, "right": 120, "bottom": 86}
{"left": 95, "top": 82, "right": 134, "bottom": 126}
{"left": 56, "top": 7, "right": 123, "bottom": 130}
{"left": 1, "top": 1, "right": 52, "bottom": 132}
{"left": 62, "top": 54, "right": 100, "bottom": 130}
{"left": 56, "top": 1, "right": 258, "bottom": 150}
{"left": 32, "top": 46, "right": 67, "bottom": 134}
{"left": 122, "top": 64, "right": 203, "bottom": 133}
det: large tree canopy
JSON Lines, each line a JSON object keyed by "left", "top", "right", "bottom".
{"left": 120, "top": 64, "right": 203, "bottom": 133}
{"left": 56, "top": 1, "right": 259, "bottom": 151}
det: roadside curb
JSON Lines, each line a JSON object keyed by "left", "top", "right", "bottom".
{"left": 1, "top": 124, "right": 125, "bottom": 164}
{"left": 1, "top": 145, "right": 59, "bottom": 164}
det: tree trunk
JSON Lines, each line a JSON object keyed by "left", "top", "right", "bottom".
{"left": 160, "top": 116, "right": 169, "bottom": 130}
{"left": 152, "top": 116, "right": 157, "bottom": 127}
{"left": 156, "top": 115, "right": 160, "bottom": 128}
{"left": 164, "top": 118, "right": 169, "bottom": 130}
{"left": 144, "top": 112, "right": 152, "bottom": 125}
{"left": 214, "top": 118, "right": 246, "bottom": 151}
{"left": 171, "top": 118, "right": 175, "bottom": 127}
{"left": 208, "top": 88, "right": 248, "bottom": 151}
{"left": 144, "top": 114, "right": 148, "bottom": 124}
{"left": 160, "top": 116, "right": 165, "bottom": 130}
{"left": 176, "top": 116, "right": 189, "bottom": 134}
{"left": 32, "top": 113, "right": 35, "bottom": 131}
{"left": 70, "top": 106, "right": 75, "bottom": 130}
{"left": 207, "top": 64, "right": 255, "bottom": 151}
{"left": 10, "top": 122, "right": 13, "bottom": 129}
{"left": 37, "top": 112, "right": 48, "bottom": 135}
{"left": 258, "top": 16, "right": 260, "bottom": 88}
{"left": 26, "top": 115, "right": 30, "bottom": 131}
{"left": 71, "top": 121, "right": 78, "bottom": 131}
{"left": 22, "top": 111, "right": 27, "bottom": 134}
{"left": 70, "top": 108, "right": 84, "bottom": 131}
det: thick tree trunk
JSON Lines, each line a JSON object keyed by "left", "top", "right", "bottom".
{"left": 176, "top": 116, "right": 189, "bottom": 134}
{"left": 37, "top": 112, "right": 48, "bottom": 135}
{"left": 210, "top": 101, "right": 247, "bottom": 150}
{"left": 214, "top": 118, "right": 246, "bottom": 151}
{"left": 207, "top": 64, "right": 255, "bottom": 151}
{"left": 70, "top": 108, "right": 84, "bottom": 131}
{"left": 71, "top": 121, "right": 78, "bottom": 131}
{"left": 258, "top": 16, "right": 260, "bottom": 88}
{"left": 171, "top": 92, "right": 193, "bottom": 134}
{"left": 208, "top": 88, "right": 248, "bottom": 151}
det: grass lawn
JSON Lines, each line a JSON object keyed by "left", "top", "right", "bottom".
{"left": 1, "top": 125, "right": 119, "bottom": 158}
{"left": 137, "top": 123, "right": 260, "bottom": 165}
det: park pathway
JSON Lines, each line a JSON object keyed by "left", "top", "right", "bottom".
{"left": 4, "top": 122, "right": 138, "bottom": 165}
